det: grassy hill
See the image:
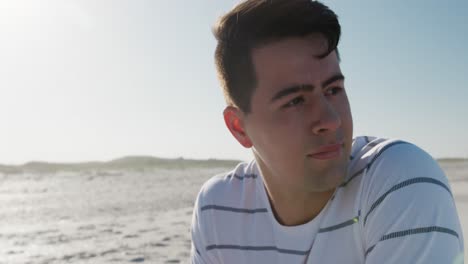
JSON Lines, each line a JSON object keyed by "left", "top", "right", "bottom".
{"left": 1, "top": 156, "right": 466, "bottom": 174}
{"left": 0, "top": 156, "right": 242, "bottom": 174}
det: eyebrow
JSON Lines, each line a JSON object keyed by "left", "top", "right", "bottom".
{"left": 270, "top": 73, "right": 345, "bottom": 103}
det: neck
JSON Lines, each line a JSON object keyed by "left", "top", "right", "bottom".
{"left": 254, "top": 157, "right": 336, "bottom": 226}
{"left": 264, "top": 183, "right": 334, "bottom": 226}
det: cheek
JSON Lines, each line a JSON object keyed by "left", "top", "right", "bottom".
{"left": 270, "top": 108, "right": 310, "bottom": 131}
{"left": 337, "top": 97, "right": 354, "bottom": 147}
{"left": 270, "top": 116, "right": 308, "bottom": 150}
{"left": 247, "top": 107, "right": 309, "bottom": 159}
{"left": 335, "top": 93, "right": 352, "bottom": 122}
{"left": 252, "top": 117, "right": 304, "bottom": 154}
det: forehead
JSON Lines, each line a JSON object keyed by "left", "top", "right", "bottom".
{"left": 251, "top": 35, "right": 341, "bottom": 94}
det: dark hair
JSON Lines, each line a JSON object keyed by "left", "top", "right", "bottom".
{"left": 213, "top": 0, "right": 341, "bottom": 113}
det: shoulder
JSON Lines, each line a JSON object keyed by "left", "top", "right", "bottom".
{"left": 190, "top": 160, "right": 262, "bottom": 250}
{"left": 353, "top": 137, "right": 464, "bottom": 261}
{"left": 360, "top": 137, "right": 448, "bottom": 191}
{"left": 350, "top": 136, "right": 446, "bottom": 185}
{"left": 355, "top": 136, "right": 459, "bottom": 232}
{"left": 195, "top": 160, "right": 260, "bottom": 207}
{"left": 351, "top": 136, "right": 451, "bottom": 206}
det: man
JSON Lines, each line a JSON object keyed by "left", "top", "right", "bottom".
{"left": 190, "top": 0, "right": 464, "bottom": 263}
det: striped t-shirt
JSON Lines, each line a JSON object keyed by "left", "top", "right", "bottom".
{"left": 190, "top": 136, "right": 464, "bottom": 263}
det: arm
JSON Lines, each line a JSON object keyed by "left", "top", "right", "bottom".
{"left": 362, "top": 143, "right": 464, "bottom": 263}
{"left": 190, "top": 186, "right": 219, "bottom": 264}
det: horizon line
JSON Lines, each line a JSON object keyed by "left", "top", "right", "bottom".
{"left": 0, "top": 155, "right": 466, "bottom": 167}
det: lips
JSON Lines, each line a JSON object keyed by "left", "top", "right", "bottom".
{"left": 308, "top": 143, "right": 343, "bottom": 160}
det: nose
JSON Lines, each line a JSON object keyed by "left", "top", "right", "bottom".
{"left": 310, "top": 96, "right": 342, "bottom": 135}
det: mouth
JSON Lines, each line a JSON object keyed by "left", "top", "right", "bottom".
{"left": 307, "top": 143, "right": 343, "bottom": 160}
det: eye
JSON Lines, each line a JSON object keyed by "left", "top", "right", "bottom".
{"left": 325, "top": 87, "right": 343, "bottom": 96}
{"left": 283, "top": 96, "right": 305, "bottom": 108}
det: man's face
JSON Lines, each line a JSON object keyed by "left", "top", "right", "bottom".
{"left": 242, "top": 34, "right": 353, "bottom": 193}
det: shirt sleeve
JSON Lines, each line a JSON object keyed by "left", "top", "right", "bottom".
{"left": 190, "top": 185, "right": 220, "bottom": 264}
{"left": 362, "top": 142, "right": 464, "bottom": 263}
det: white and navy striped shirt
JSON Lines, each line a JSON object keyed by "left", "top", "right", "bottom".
{"left": 190, "top": 136, "right": 464, "bottom": 263}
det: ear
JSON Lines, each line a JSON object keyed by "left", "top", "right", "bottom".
{"left": 223, "top": 106, "right": 253, "bottom": 148}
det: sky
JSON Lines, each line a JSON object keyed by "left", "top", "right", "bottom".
{"left": 0, "top": 0, "right": 467, "bottom": 165}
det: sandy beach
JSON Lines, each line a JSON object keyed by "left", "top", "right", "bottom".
{"left": 0, "top": 159, "right": 466, "bottom": 263}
